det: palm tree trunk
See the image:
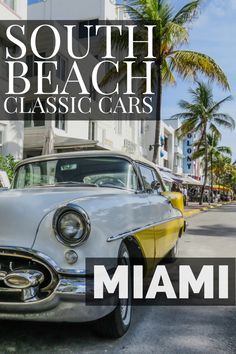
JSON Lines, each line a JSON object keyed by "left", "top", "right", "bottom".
{"left": 199, "top": 126, "right": 208, "bottom": 205}
{"left": 210, "top": 151, "right": 213, "bottom": 203}
{"left": 152, "top": 60, "right": 162, "bottom": 164}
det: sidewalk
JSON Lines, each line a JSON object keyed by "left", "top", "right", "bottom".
{"left": 183, "top": 201, "right": 231, "bottom": 218}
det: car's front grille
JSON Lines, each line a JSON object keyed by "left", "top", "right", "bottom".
{"left": 0, "top": 250, "right": 58, "bottom": 303}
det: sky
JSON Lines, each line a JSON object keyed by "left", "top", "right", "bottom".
{"left": 162, "top": 0, "right": 236, "bottom": 160}
{"left": 27, "top": 0, "right": 236, "bottom": 160}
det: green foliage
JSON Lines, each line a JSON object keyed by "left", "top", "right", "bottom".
{"left": 174, "top": 81, "right": 235, "bottom": 140}
{"left": 0, "top": 155, "right": 17, "bottom": 182}
{"left": 106, "top": 0, "right": 230, "bottom": 90}
{"left": 173, "top": 81, "right": 235, "bottom": 204}
{"left": 106, "top": 0, "right": 230, "bottom": 162}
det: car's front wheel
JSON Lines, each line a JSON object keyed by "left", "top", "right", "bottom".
{"left": 93, "top": 243, "right": 132, "bottom": 338}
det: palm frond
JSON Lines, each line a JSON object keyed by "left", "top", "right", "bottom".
{"left": 173, "top": 0, "right": 202, "bottom": 25}
{"left": 217, "top": 146, "right": 232, "bottom": 156}
{"left": 192, "top": 148, "right": 205, "bottom": 160}
{"left": 171, "top": 112, "right": 193, "bottom": 120}
{"left": 212, "top": 114, "right": 235, "bottom": 130}
{"left": 162, "top": 59, "right": 176, "bottom": 84}
{"left": 162, "top": 21, "right": 189, "bottom": 50}
{"left": 209, "top": 95, "right": 233, "bottom": 114}
{"left": 177, "top": 117, "right": 198, "bottom": 137}
{"left": 208, "top": 125, "right": 222, "bottom": 141}
{"left": 170, "top": 50, "right": 230, "bottom": 89}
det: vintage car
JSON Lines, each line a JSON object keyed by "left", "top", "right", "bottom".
{"left": 0, "top": 151, "right": 185, "bottom": 338}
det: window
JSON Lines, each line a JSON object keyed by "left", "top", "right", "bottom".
{"left": 164, "top": 136, "right": 168, "bottom": 152}
{"left": 56, "top": 55, "right": 66, "bottom": 81}
{"left": 24, "top": 101, "right": 46, "bottom": 128}
{"left": 4, "top": 0, "right": 15, "bottom": 10}
{"left": 26, "top": 53, "right": 46, "bottom": 77}
{"left": 14, "top": 157, "right": 138, "bottom": 191}
{"left": 138, "top": 164, "right": 163, "bottom": 192}
{"left": 164, "top": 160, "right": 169, "bottom": 169}
{"left": 0, "top": 131, "right": 3, "bottom": 155}
{"left": 55, "top": 111, "right": 66, "bottom": 130}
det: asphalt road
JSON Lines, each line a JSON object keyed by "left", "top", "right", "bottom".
{"left": 1, "top": 204, "right": 236, "bottom": 354}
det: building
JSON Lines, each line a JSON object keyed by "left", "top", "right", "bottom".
{"left": 140, "top": 120, "right": 175, "bottom": 170}
{"left": 25, "top": 0, "right": 142, "bottom": 158}
{"left": 165, "top": 117, "right": 203, "bottom": 181}
{"left": 164, "top": 118, "right": 184, "bottom": 176}
{"left": 28, "top": 0, "right": 128, "bottom": 21}
{"left": 0, "top": 0, "right": 27, "bottom": 160}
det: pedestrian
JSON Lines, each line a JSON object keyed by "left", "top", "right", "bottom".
{"left": 183, "top": 186, "right": 188, "bottom": 206}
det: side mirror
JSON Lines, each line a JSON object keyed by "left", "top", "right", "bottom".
{"left": 151, "top": 181, "right": 161, "bottom": 191}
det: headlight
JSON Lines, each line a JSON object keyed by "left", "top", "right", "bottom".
{"left": 53, "top": 204, "right": 91, "bottom": 247}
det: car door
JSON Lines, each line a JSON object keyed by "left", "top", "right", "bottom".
{"left": 137, "top": 163, "right": 176, "bottom": 259}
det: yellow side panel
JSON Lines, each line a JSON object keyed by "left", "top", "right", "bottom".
{"left": 155, "top": 218, "right": 184, "bottom": 258}
{"left": 134, "top": 227, "right": 155, "bottom": 272}
{"left": 162, "top": 192, "right": 184, "bottom": 214}
{"left": 134, "top": 218, "right": 184, "bottom": 265}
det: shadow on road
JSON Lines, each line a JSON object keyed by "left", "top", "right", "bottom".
{"left": 187, "top": 224, "right": 236, "bottom": 237}
{"left": 0, "top": 320, "right": 98, "bottom": 353}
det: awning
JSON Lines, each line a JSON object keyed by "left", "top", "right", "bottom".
{"left": 169, "top": 174, "right": 202, "bottom": 185}
{"left": 24, "top": 132, "right": 98, "bottom": 151}
{"left": 183, "top": 176, "right": 202, "bottom": 186}
{"left": 213, "top": 185, "right": 233, "bottom": 193}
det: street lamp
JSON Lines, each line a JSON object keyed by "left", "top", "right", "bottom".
{"left": 149, "top": 143, "right": 162, "bottom": 151}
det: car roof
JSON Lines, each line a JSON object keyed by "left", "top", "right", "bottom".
{"left": 16, "top": 150, "right": 159, "bottom": 170}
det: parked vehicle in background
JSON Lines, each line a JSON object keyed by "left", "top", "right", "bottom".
{"left": 0, "top": 151, "right": 185, "bottom": 338}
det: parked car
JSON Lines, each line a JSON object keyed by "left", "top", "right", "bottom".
{"left": 0, "top": 151, "right": 185, "bottom": 337}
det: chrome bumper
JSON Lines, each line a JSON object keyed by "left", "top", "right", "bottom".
{"left": 0, "top": 248, "right": 114, "bottom": 322}
{"left": 0, "top": 276, "right": 114, "bottom": 323}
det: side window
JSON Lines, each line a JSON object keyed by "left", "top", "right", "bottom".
{"left": 138, "top": 164, "right": 163, "bottom": 192}
{"left": 152, "top": 169, "right": 164, "bottom": 192}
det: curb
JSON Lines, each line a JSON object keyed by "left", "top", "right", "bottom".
{"left": 183, "top": 202, "right": 232, "bottom": 219}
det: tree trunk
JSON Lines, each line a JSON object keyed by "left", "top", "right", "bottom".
{"left": 199, "top": 126, "right": 208, "bottom": 205}
{"left": 210, "top": 151, "right": 213, "bottom": 203}
{"left": 152, "top": 61, "right": 162, "bottom": 164}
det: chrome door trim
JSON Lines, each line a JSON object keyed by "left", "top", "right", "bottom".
{"left": 107, "top": 216, "right": 183, "bottom": 242}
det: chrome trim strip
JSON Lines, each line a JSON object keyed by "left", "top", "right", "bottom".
{"left": 0, "top": 247, "right": 86, "bottom": 276}
{"left": 107, "top": 216, "right": 183, "bottom": 242}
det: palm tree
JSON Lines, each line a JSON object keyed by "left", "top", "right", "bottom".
{"left": 173, "top": 81, "right": 235, "bottom": 204}
{"left": 192, "top": 132, "right": 232, "bottom": 202}
{"left": 104, "top": 0, "right": 229, "bottom": 163}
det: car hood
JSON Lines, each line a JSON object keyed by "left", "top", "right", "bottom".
{"left": 0, "top": 186, "right": 123, "bottom": 248}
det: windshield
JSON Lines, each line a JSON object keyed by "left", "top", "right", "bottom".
{"left": 13, "top": 157, "right": 139, "bottom": 191}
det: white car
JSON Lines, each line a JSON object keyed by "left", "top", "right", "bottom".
{"left": 0, "top": 151, "right": 185, "bottom": 337}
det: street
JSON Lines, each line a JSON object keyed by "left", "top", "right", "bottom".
{"left": 0, "top": 204, "right": 236, "bottom": 354}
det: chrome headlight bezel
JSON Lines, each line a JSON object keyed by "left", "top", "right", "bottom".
{"left": 53, "top": 204, "right": 91, "bottom": 247}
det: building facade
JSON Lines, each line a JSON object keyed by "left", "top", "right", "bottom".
{"left": 140, "top": 120, "right": 175, "bottom": 170}
{"left": 28, "top": 0, "right": 128, "bottom": 21}
{"left": 164, "top": 118, "right": 184, "bottom": 176}
{"left": 25, "top": 0, "right": 142, "bottom": 158}
{"left": 0, "top": 0, "right": 27, "bottom": 160}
